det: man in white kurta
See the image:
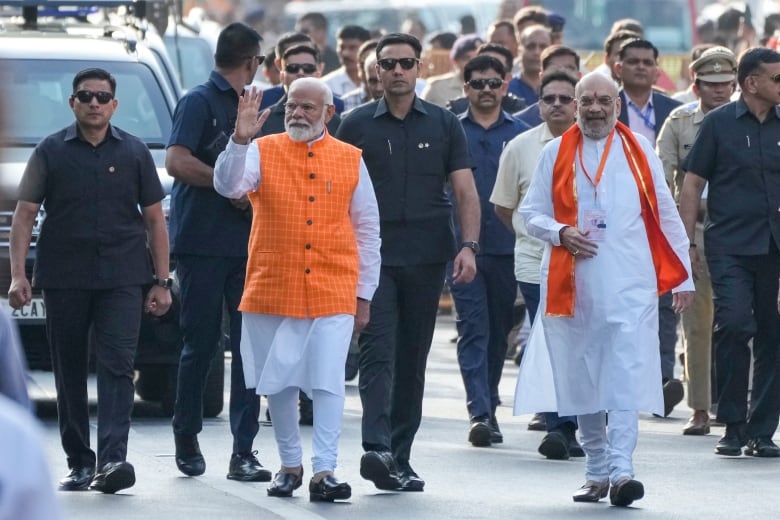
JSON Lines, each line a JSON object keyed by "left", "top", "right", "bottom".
{"left": 214, "top": 78, "right": 381, "bottom": 502}
{"left": 516, "top": 72, "right": 694, "bottom": 507}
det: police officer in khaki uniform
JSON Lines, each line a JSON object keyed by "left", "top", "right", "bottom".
{"left": 656, "top": 46, "right": 736, "bottom": 435}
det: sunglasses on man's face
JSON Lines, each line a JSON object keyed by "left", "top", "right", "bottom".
{"left": 73, "top": 90, "right": 114, "bottom": 104}
{"left": 467, "top": 78, "right": 504, "bottom": 90}
{"left": 377, "top": 57, "right": 419, "bottom": 71}
{"left": 540, "top": 94, "right": 574, "bottom": 105}
{"left": 285, "top": 63, "right": 318, "bottom": 74}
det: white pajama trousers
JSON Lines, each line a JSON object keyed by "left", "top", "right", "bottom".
{"left": 267, "top": 387, "right": 344, "bottom": 474}
{"left": 577, "top": 410, "right": 638, "bottom": 484}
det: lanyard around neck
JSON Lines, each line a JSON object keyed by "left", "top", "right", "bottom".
{"left": 577, "top": 128, "right": 615, "bottom": 199}
{"left": 628, "top": 101, "right": 655, "bottom": 131}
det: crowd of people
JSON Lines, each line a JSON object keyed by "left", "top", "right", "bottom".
{"left": 4, "top": 1, "right": 780, "bottom": 513}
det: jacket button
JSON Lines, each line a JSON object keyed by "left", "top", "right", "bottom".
{"left": 309, "top": 173, "right": 316, "bottom": 179}
{"left": 305, "top": 244, "right": 311, "bottom": 249}
{"left": 309, "top": 196, "right": 315, "bottom": 202}
{"left": 305, "top": 268, "right": 311, "bottom": 274}
{"left": 308, "top": 152, "right": 314, "bottom": 157}
{"left": 307, "top": 219, "right": 313, "bottom": 225}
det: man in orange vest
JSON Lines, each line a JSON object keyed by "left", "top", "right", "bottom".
{"left": 214, "top": 77, "right": 381, "bottom": 502}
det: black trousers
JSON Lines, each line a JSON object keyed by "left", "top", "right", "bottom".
{"left": 708, "top": 251, "right": 780, "bottom": 437}
{"left": 359, "top": 263, "right": 445, "bottom": 466}
{"left": 44, "top": 286, "right": 142, "bottom": 469}
{"left": 172, "top": 254, "right": 260, "bottom": 455}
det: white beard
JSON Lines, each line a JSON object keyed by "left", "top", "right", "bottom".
{"left": 286, "top": 118, "right": 325, "bottom": 142}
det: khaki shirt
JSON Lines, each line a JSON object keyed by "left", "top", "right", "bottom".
{"left": 656, "top": 101, "right": 704, "bottom": 201}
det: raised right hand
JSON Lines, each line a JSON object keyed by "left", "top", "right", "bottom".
{"left": 234, "top": 87, "right": 269, "bottom": 144}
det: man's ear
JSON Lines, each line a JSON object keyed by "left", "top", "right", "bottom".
{"left": 324, "top": 103, "right": 336, "bottom": 123}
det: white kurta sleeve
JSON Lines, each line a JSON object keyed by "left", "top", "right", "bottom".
{"left": 350, "top": 158, "right": 381, "bottom": 300}
{"left": 213, "top": 135, "right": 261, "bottom": 198}
{"left": 519, "top": 139, "right": 568, "bottom": 246}
{"left": 640, "top": 137, "right": 694, "bottom": 292}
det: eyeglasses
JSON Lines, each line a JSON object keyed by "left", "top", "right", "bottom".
{"left": 284, "top": 102, "right": 323, "bottom": 114}
{"left": 377, "top": 57, "right": 419, "bottom": 71}
{"left": 577, "top": 95, "right": 615, "bottom": 107}
{"left": 247, "top": 55, "right": 265, "bottom": 65}
{"left": 466, "top": 78, "right": 504, "bottom": 90}
{"left": 541, "top": 94, "right": 574, "bottom": 105}
{"left": 73, "top": 90, "right": 114, "bottom": 104}
{"left": 749, "top": 72, "right": 780, "bottom": 83}
{"left": 284, "top": 63, "right": 318, "bottom": 74}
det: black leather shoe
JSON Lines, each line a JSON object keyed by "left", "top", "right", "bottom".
{"left": 662, "top": 378, "right": 684, "bottom": 417}
{"left": 538, "top": 430, "right": 569, "bottom": 460}
{"left": 227, "top": 451, "right": 273, "bottom": 482}
{"left": 568, "top": 432, "right": 585, "bottom": 457}
{"left": 175, "top": 434, "right": 206, "bottom": 476}
{"left": 489, "top": 416, "right": 503, "bottom": 444}
{"left": 359, "top": 451, "right": 401, "bottom": 490}
{"left": 527, "top": 412, "right": 546, "bottom": 431}
{"left": 609, "top": 478, "right": 644, "bottom": 507}
{"left": 267, "top": 468, "right": 303, "bottom": 497}
{"left": 468, "top": 418, "right": 492, "bottom": 447}
{"left": 744, "top": 437, "right": 780, "bottom": 457}
{"left": 309, "top": 475, "right": 351, "bottom": 502}
{"left": 398, "top": 465, "right": 425, "bottom": 492}
{"left": 572, "top": 480, "right": 609, "bottom": 503}
{"left": 89, "top": 461, "right": 136, "bottom": 494}
{"left": 58, "top": 466, "right": 95, "bottom": 491}
{"left": 715, "top": 427, "right": 745, "bottom": 456}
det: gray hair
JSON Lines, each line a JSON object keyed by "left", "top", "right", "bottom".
{"left": 288, "top": 77, "right": 334, "bottom": 105}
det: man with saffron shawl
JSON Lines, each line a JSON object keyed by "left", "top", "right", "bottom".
{"left": 515, "top": 72, "right": 694, "bottom": 507}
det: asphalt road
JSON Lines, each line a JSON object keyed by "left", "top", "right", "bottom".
{"left": 28, "top": 313, "right": 779, "bottom": 519}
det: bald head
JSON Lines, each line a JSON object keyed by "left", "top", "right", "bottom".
{"left": 575, "top": 72, "right": 621, "bottom": 140}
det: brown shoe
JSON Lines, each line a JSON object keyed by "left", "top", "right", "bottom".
{"left": 572, "top": 480, "right": 609, "bottom": 502}
{"left": 682, "top": 411, "right": 711, "bottom": 435}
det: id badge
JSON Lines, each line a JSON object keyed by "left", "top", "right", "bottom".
{"left": 583, "top": 208, "right": 607, "bottom": 241}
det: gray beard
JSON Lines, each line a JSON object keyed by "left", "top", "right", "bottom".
{"left": 286, "top": 119, "right": 325, "bottom": 142}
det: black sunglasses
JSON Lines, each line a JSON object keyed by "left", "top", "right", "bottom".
{"left": 73, "top": 90, "right": 114, "bottom": 104}
{"left": 467, "top": 78, "right": 504, "bottom": 90}
{"left": 377, "top": 57, "right": 419, "bottom": 71}
{"left": 285, "top": 63, "right": 318, "bottom": 74}
{"left": 541, "top": 94, "right": 574, "bottom": 105}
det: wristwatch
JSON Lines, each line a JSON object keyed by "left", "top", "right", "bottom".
{"left": 153, "top": 277, "right": 173, "bottom": 289}
{"left": 460, "top": 241, "right": 480, "bottom": 254}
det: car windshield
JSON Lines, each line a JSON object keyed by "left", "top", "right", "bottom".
{"left": 527, "top": 0, "right": 693, "bottom": 53}
{"left": 0, "top": 59, "right": 172, "bottom": 147}
{"left": 164, "top": 34, "right": 214, "bottom": 91}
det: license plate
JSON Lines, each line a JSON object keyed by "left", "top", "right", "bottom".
{"left": 1, "top": 298, "right": 46, "bottom": 321}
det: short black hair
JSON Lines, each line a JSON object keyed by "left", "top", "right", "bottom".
{"left": 737, "top": 47, "right": 780, "bottom": 87}
{"left": 376, "top": 33, "right": 422, "bottom": 59}
{"left": 427, "top": 31, "right": 457, "bottom": 50}
{"left": 603, "top": 30, "right": 641, "bottom": 55}
{"left": 540, "top": 69, "right": 578, "bottom": 95}
{"left": 282, "top": 44, "right": 320, "bottom": 63}
{"left": 72, "top": 67, "right": 116, "bottom": 95}
{"left": 477, "top": 42, "right": 513, "bottom": 72}
{"left": 358, "top": 39, "right": 380, "bottom": 68}
{"left": 463, "top": 55, "right": 506, "bottom": 83}
{"left": 513, "top": 6, "right": 548, "bottom": 31}
{"left": 489, "top": 20, "right": 515, "bottom": 36}
{"left": 215, "top": 22, "right": 263, "bottom": 69}
{"left": 337, "top": 25, "right": 371, "bottom": 42}
{"left": 618, "top": 38, "right": 659, "bottom": 61}
{"left": 297, "top": 12, "right": 327, "bottom": 30}
{"left": 541, "top": 44, "right": 580, "bottom": 70}
{"left": 276, "top": 32, "right": 313, "bottom": 61}
{"left": 263, "top": 50, "right": 276, "bottom": 69}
